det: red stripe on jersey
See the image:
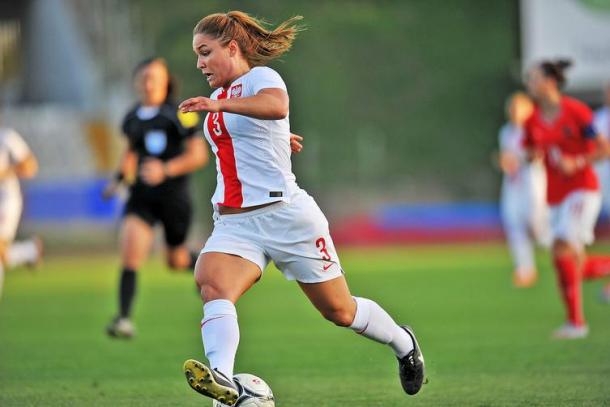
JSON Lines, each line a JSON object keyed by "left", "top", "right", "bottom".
{"left": 207, "top": 88, "right": 243, "bottom": 207}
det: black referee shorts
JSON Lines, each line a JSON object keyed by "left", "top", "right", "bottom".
{"left": 124, "top": 189, "right": 193, "bottom": 247}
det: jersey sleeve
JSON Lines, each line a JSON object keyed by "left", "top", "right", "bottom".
{"left": 498, "top": 124, "right": 510, "bottom": 151}
{"left": 176, "top": 111, "right": 200, "bottom": 139}
{"left": 120, "top": 112, "right": 138, "bottom": 150}
{"left": 573, "top": 101, "right": 597, "bottom": 139}
{"left": 248, "top": 67, "right": 287, "bottom": 95}
{"left": 522, "top": 117, "right": 536, "bottom": 148}
{"left": 4, "top": 129, "right": 31, "bottom": 164}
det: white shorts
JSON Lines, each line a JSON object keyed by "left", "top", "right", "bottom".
{"left": 0, "top": 192, "right": 22, "bottom": 242}
{"left": 550, "top": 190, "right": 602, "bottom": 250}
{"left": 202, "top": 189, "right": 343, "bottom": 283}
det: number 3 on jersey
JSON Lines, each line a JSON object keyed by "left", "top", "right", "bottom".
{"left": 316, "top": 237, "right": 332, "bottom": 261}
{"left": 211, "top": 112, "right": 222, "bottom": 136}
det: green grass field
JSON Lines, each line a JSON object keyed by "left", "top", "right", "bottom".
{"left": 1, "top": 244, "right": 609, "bottom": 406}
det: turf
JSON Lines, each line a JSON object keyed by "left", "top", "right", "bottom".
{"left": 1, "top": 244, "right": 609, "bottom": 406}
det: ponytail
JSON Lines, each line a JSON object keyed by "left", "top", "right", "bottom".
{"left": 539, "top": 59, "right": 573, "bottom": 88}
{"left": 193, "top": 11, "right": 304, "bottom": 66}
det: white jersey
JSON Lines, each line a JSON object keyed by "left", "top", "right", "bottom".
{"left": 499, "top": 123, "right": 550, "bottom": 247}
{"left": 0, "top": 128, "right": 30, "bottom": 199}
{"left": 203, "top": 66, "right": 299, "bottom": 209}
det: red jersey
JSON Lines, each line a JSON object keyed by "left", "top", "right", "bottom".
{"left": 524, "top": 96, "right": 598, "bottom": 205}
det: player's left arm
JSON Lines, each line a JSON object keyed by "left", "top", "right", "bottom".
{"left": 557, "top": 122, "right": 610, "bottom": 175}
{"left": 140, "top": 136, "right": 208, "bottom": 186}
{"left": 179, "top": 88, "right": 289, "bottom": 120}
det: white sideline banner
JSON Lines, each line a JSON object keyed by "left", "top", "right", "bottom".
{"left": 520, "top": 0, "right": 610, "bottom": 91}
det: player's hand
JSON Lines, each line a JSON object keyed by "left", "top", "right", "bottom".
{"left": 140, "top": 158, "right": 166, "bottom": 186}
{"left": 555, "top": 152, "right": 584, "bottom": 176}
{"left": 499, "top": 152, "right": 520, "bottom": 176}
{"left": 179, "top": 97, "right": 221, "bottom": 113}
{"left": 290, "top": 133, "right": 303, "bottom": 153}
{"left": 102, "top": 180, "right": 121, "bottom": 200}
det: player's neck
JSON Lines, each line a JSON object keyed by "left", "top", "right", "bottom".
{"left": 223, "top": 62, "right": 251, "bottom": 89}
{"left": 540, "top": 91, "right": 561, "bottom": 115}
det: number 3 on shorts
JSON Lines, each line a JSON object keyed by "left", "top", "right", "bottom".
{"left": 316, "top": 237, "right": 332, "bottom": 261}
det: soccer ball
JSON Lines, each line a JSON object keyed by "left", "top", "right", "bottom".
{"left": 212, "top": 373, "right": 275, "bottom": 407}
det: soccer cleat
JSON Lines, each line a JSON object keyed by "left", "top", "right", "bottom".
{"left": 183, "top": 359, "right": 239, "bottom": 405}
{"left": 398, "top": 325, "right": 426, "bottom": 395}
{"left": 106, "top": 316, "right": 135, "bottom": 338}
{"left": 513, "top": 270, "right": 537, "bottom": 288}
{"left": 551, "top": 323, "right": 589, "bottom": 340}
{"left": 26, "top": 236, "right": 44, "bottom": 269}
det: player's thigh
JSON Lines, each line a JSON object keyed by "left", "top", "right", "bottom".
{"left": 195, "top": 251, "right": 262, "bottom": 303}
{"left": 298, "top": 275, "right": 356, "bottom": 326}
{"left": 119, "top": 215, "right": 155, "bottom": 269}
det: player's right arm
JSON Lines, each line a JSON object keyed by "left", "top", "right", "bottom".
{"left": 103, "top": 146, "right": 138, "bottom": 199}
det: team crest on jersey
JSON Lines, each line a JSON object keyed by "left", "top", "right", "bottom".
{"left": 144, "top": 130, "right": 167, "bottom": 155}
{"left": 230, "top": 84, "right": 242, "bottom": 98}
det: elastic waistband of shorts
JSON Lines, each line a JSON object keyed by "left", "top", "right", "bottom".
{"left": 215, "top": 200, "right": 288, "bottom": 220}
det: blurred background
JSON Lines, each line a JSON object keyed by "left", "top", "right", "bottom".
{"left": 2, "top": 0, "right": 610, "bottom": 248}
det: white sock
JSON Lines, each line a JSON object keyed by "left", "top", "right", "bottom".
{"left": 201, "top": 299, "right": 239, "bottom": 378}
{"left": 349, "top": 297, "right": 414, "bottom": 358}
{"left": 6, "top": 239, "right": 38, "bottom": 268}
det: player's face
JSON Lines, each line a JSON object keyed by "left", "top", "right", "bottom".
{"left": 135, "top": 62, "right": 169, "bottom": 106}
{"left": 193, "top": 33, "right": 236, "bottom": 89}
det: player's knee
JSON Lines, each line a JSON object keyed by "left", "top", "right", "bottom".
{"left": 552, "top": 240, "right": 574, "bottom": 259}
{"left": 166, "top": 256, "right": 181, "bottom": 271}
{"left": 198, "top": 281, "right": 226, "bottom": 303}
{"left": 321, "top": 307, "right": 355, "bottom": 327}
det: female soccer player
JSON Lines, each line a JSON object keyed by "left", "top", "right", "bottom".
{"left": 499, "top": 91, "right": 549, "bottom": 287}
{"left": 0, "top": 127, "right": 42, "bottom": 299}
{"left": 524, "top": 60, "right": 610, "bottom": 339}
{"left": 178, "top": 11, "right": 425, "bottom": 405}
{"left": 105, "top": 57, "right": 208, "bottom": 338}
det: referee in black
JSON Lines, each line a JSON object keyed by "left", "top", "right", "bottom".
{"left": 105, "top": 57, "right": 208, "bottom": 338}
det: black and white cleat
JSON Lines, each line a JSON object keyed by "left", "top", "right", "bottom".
{"left": 397, "top": 325, "right": 426, "bottom": 395}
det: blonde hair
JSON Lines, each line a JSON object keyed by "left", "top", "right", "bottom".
{"left": 193, "top": 11, "right": 304, "bottom": 67}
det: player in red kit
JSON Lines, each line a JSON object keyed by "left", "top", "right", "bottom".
{"left": 524, "top": 59, "right": 610, "bottom": 339}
